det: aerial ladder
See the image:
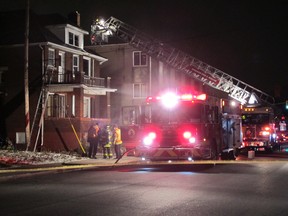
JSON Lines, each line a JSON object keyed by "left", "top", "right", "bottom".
{"left": 90, "top": 17, "right": 275, "bottom": 106}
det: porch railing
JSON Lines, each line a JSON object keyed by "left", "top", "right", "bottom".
{"left": 44, "top": 71, "right": 105, "bottom": 88}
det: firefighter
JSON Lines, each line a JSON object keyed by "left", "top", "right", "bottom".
{"left": 113, "top": 125, "right": 123, "bottom": 159}
{"left": 101, "top": 125, "right": 113, "bottom": 159}
{"left": 87, "top": 122, "right": 100, "bottom": 159}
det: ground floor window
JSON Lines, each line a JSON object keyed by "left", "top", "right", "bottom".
{"left": 83, "top": 96, "right": 91, "bottom": 118}
{"left": 47, "top": 94, "right": 66, "bottom": 118}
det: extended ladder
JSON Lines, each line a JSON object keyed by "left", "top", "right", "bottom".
{"left": 91, "top": 17, "right": 274, "bottom": 105}
{"left": 30, "top": 66, "right": 54, "bottom": 152}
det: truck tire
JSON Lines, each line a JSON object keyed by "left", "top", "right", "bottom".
{"left": 228, "top": 150, "right": 236, "bottom": 160}
{"left": 221, "top": 149, "right": 236, "bottom": 160}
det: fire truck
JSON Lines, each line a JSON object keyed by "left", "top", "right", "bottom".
{"left": 133, "top": 89, "right": 242, "bottom": 160}
{"left": 90, "top": 17, "right": 276, "bottom": 160}
{"left": 241, "top": 106, "right": 276, "bottom": 152}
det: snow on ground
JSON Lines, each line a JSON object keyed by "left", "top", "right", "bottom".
{"left": 0, "top": 150, "right": 85, "bottom": 166}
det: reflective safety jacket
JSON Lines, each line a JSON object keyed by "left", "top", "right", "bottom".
{"left": 114, "top": 128, "right": 123, "bottom": 145}
{"left": 104, "top": 130, "right": 113, "bottom": 148}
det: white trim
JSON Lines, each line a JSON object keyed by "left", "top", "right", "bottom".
{"left": 46, "top": 84, "right": 117, "bottom": 94}
{"left": 0, "top": 42, "right": 108, "bottom": 64}
{"left": 46, "top": 24, "right": 89, "bottom": 35}
{"left": 72, "top": 54, "right": 79, "bottom": 73}
{"left": 72, "top": 94, "right": 75, "bottom": 116}
{"left": 83, "top": 96, "right": 91, "bottom": 118}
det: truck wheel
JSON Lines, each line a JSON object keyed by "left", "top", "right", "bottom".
{"left": 228, "top": 150, "right": 236, "bottom": 160}
{"left": 265, "top": 147, "right": 273, "bottom": 153}
{"left": 221, "top": 150, "right": 236, "bottom": 160}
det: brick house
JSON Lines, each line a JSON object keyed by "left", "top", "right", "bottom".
{"left": 0, "top": 10, "right": 116, "bottom": 152}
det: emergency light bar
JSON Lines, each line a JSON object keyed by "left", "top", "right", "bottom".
{"left": 146, "top": 92, "right": 206, "bottom": 104}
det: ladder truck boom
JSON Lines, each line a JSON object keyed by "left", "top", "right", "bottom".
{"left": 91, "top": 17, "right": 275, "bottom": 106}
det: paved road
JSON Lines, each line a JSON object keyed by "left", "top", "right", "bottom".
{"left": 1, "top": 159, "right": 288, "bottom": 215}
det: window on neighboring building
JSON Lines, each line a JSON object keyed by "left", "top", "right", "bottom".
{"left": 0, "top": 67, "right": 7, "bottom": 85}
{"left": 133, "top": 83, "right": 148, "bottom": 98}
{"left": 133, "top": 51, "right": 147, "bottom": 66}
{"left": 122, "top": 106, "right": 138, "bottom": 125}
{"left": 58, "top": 51, "right": 65, "bottom": 82}
{"left": 69, "top": 32, "right": 79, "bottom": 47}
{"left": 83, "top": 96, "right": 91, "bottom": 118}
{"left": 48, "top": 48, "right": 55, "bottom": 67}
{"left": 47, "top": 94, "right": 66, "bottom": 118}
{"left": 0, "top": 71, "right": 3, "bottom": 85}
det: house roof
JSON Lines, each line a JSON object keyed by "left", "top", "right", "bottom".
{"left": 0, "top": 10, "right": 87, "bottom": 45}
{"left": 0, "top": 10, "right": 62, "bottom": 45}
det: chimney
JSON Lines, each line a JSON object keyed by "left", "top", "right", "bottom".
{"left": 68, "top": 11, "right": 80, "bottom": 27}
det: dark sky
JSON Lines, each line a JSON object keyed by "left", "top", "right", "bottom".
{"left": 1, "top": 0, "right": 288, "bottom": 98}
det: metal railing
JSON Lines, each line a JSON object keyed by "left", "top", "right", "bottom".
{"left": 44, "top": 71, "right": 105, "bottom": 88}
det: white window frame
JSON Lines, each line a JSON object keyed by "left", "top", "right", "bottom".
{"left": 48, "top": 48, "right": 55, "bottom": 67}
{"left": 83, "top": 96, "right": 91, "bottom": 118}
{"left": 46, "top": 94, "right": 66, "bottom": 118}
{"left": 133, "top": 83, "right": 148, "bottom": 98}
{"left": 72, "top": 95, "right": 75, "bottom": 117}
{"left": 68, "top": 32, "right": 79, "bottom": 46}
{"left": 133, "top": 51, "right": 147, "bottom": 67}
{"left": 72, "top": 55, "right": 79, "bottom": 78}
{"left": 58, "top": 51, "right": 65, "bottom": 82}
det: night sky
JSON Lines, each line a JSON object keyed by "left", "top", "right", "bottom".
{"left": 1, "top": 0, "right": 288, "bottom": 99}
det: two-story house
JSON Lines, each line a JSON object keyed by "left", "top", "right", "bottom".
{"left": 0, "top": 10, "right": 116, "bottom": 152}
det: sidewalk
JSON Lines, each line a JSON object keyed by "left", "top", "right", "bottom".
{"left": 64, "top": 155, "right": 142, "bottom": 166}
{"left": 1, "top": 151, "right": 288, "bottom": 176}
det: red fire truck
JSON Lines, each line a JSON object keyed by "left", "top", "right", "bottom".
{"left": 241, "top": 106, "right": 276, "bottom": 152}
{"left": 135, "top": 89, "right": 242, "bottom": 161}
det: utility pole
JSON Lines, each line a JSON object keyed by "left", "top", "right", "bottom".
{"left": 107, "top": 77, "right": 111, "bottom": 120}
{"left": 24, "top": 0, "right": 31, "bottom": 151}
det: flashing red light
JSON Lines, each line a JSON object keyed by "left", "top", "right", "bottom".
{"left": 178, "top": 125, "right": 197, "bottom": 145}
{"left": 196, "top": 94, "right": 206, "bottom": 101}
{"left": 183, "top": 131, "right": 192, "bottom": 139}
{"left": 264, "top": 127, "right": 270, "bottom": 131}
{"left": 146, "top": 92, "right": 206, "bottom": 104}
{"left": 181, "top": 94, "right": 193, "bottom": 101}
{"left": 143, "top": 132, "right": 157, "bottom": 146}
{"left": 142, "top": 125, "right": 161, "bottom": 146}
{"left": 259, "top": 126, "right": 271, "bottom": 136}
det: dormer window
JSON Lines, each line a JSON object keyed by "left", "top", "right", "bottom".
{"left": 69, "top": 32, "right": 79, "bottom": 47}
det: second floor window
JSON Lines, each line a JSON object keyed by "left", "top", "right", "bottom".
{"left": 83, "top": 57, "right": 91, "bottom": 76}
{"left": 133, "top": 51, "right": 147, "bottom": 66}
{"left": 69, "top": 32, "right": 79, "bottom": 47}
{"left": 73, "top": 55, "right": 79, "bottom": 73}
{"left": 133, "top": 83, "right": 148, "bottom": 98}
{"left": 48, "top": 48, "right": 55, "bottom": 67}
{"left": 0, "top": 66, "right": 7, "bottom": 85}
